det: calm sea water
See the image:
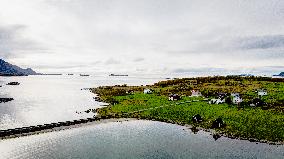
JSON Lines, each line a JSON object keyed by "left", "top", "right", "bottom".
{"left": 0, "top": 120, "right": 283, "bottom": 159}
{"left": 0, "top": 74, "right": 163, "bottom": 129}
{"left": 0, "top": 75, "right": 283, "bottom": 159}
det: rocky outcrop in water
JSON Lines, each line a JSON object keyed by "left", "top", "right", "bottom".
{"left": 0, "top": 98, "right": 14, "bottom": 103}
{"left": 6, "top": 82, "right": 20, "bottom": 85}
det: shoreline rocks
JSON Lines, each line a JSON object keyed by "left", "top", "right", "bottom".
{"left": 0, "top": 98, "right": 14, "bottom": 103}
{"left": 7, "top": 82, "right": 20, "bottom": 85}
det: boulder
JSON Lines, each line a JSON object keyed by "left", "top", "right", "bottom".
{"left": 212, "top": 118, "right": 226, "bottom": 128}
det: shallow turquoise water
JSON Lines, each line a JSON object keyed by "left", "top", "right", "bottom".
{"left": 0, "top": 120, "right": 283, "bottom": 159}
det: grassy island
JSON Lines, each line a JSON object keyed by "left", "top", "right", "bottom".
{"left": 92, "top": 76, "right": 284, "bottom": 143}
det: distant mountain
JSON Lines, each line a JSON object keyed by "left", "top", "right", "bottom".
{"left": 278, "top": 72, "right": 284, "bottom": 76}
{"left": 0, "top": 59, "right": 40, "bottom": 76}
{"left": 273, "top": 72, "right": 284, "bottom": 77}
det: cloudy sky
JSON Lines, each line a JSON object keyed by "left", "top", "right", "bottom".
{"left": 0, "top": 0, "right": 283, "bottom": 75}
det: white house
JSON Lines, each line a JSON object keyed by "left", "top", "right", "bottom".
{"left": 144, "top": 89, "right": 152, "bottom": 94}
{"left": 231, "top": 92, "right": 242, "bottom": 104}
{"left": 233, "top": 96, "right": 242, "bottom": 104}
{"left": 209, "top": 98, "right": 225, "bottom": 104}
{"left": 190, "top": 90, "right": 202, "bottom": 97}
{"left": 168, "top": 94, "right": 181, "bottom": 101}
{"left": 258, "top": 89, "right": 267, "bottom": 96}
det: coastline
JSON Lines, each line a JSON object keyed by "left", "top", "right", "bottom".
{"left": 1, "top": 116, "right": 283, "bottom": 145}
{"left": 124, "top": 117, "right": 284, "bottom": 145}
{"left": 91, "top": 79, "right": 284, "bottom": 145}
{"left": 94, "top": 104, "right": 284, "bottom": 145}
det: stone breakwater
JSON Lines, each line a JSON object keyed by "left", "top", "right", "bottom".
{"left": 0, "top": 116, "right": 128, "bottom": 140}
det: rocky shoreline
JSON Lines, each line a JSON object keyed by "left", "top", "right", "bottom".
{"left": 123, "top": 116, "right": 284, "bottom": 145}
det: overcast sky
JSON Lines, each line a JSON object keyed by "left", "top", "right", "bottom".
{"left": 0, "top": 0, "right": 283, "bottom": 75}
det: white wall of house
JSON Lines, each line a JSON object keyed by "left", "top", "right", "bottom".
{"left": 233, "top": 97, "right": 242, "bottom": 104}
{"left": 144, "top": 89, "right": 152, "bottom": 94}
{"left": 190, "top": 90, "right": 202, "bottom": 97}
{"left": 209, "top": 98, "right": 225, "bottom": 104}
{"left": 258, "top": 91, "right": 267, "bottom": 96}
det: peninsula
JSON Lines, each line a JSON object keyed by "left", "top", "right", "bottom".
{"left": 92, "top": 76, "right": 284, "bottom": 144}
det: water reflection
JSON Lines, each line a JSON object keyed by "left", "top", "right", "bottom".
{"left": 0, "top": 120, "right": 283, "bottom": 159}
{"left": 0, "top": 75, "right": 162, "bottom": 129}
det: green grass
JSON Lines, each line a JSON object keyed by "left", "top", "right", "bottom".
{"left": 93, "top": 76, "right": 284, "bottom": 142}
{"left": 97, "top": 93, "right": 284, "bottom": 142}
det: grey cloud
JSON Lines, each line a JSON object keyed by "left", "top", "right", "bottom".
{"left": 236, "top": 35, "right": 284, "bottom": 50}
{"left": 35, "top": 64, "right": 90, "bottom": 69}
{"left": 0, "top": 25, "right": 25, "bottom": 58}
{"left": 31, "top": 60, "right": 102, "bottom": 69}
{"left": 0, "top": 24, "right": 46, "bottom": 59}
{"left": 167, "top": 34, "right": 284, "bottom": 56}
{"left": 104, "top": 58, "right": 120, "bottom": 65}
{"left": 0, "top": 0, "right": 283, "bottom": 74}
{"left": 133, "top": 57, "right": 144, "bottom": 62}
{"left": 173, "top": 67, "right": 228, "bottom": 73}
{"left": 172, "top": 66, "right": 284, "bottom": 76}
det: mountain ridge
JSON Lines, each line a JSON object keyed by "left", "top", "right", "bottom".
{"left": 0, "top": 59, "right": 40, "bottom": 76}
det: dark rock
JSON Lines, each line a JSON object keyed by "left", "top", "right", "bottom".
{"left": 7, "top": 82, "right": 20, "bottom": 85}
{"left": 212, "top": 118, "right": 226, "bottom": 128}
{"left": 190, "top": 127, "right": 199, "bottom": 134}
{"left": 213, "top": 134, "right": 221, "bottom": 140}
{"left": 0, "top": 98, "right": 14, "bottom": 103}
{"left": 192, "top": 114, "right": 202, "bottom": 123}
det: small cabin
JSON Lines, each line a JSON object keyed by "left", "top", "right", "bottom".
{"left": 208, "top": 93, "right": 227, "bottom": 104}
{"left": 126, "top": 90, "right": 134, "bottom": 94}
{"left": 232, "top": 96, "right": 242, "bottom": 104}
{"left": 209, "top": 98, "right": 225, "bottom": 104}
{"left": 190, "top": 90, "right": 202, "bottom": 97}
{"left": 168, "top": 94, "right": 181, "bottom": 101}
{"left": 250, "top": 98, "right": 265, "bottom": 107}
{"left": 231, "top": 93, "right": 242, "bottom": 104}
{"left": 217, "top": 93, "right": 227, "bottom": 100}
{"left": 258, "top": 89, "right": 267, "bottom": 96}
{"left": 144, "top": 89, "right": 152, "bottom": 94}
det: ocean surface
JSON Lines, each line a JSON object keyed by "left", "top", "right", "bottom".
{"left": 0, "top": 75, "right": 283, "bottom": 159}
{"left": 0, "top": 74, "right": 163, "bottom": 129}
{"left": 0, "top": 120, "right": 283, "bottom": 159}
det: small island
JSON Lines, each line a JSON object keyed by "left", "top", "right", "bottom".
{"left": 92, "top": 76, "right": 284, "bottom": 144}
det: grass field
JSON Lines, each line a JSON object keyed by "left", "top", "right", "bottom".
{"left": 92, "top": 76, "right": 284, "bottom": 142}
